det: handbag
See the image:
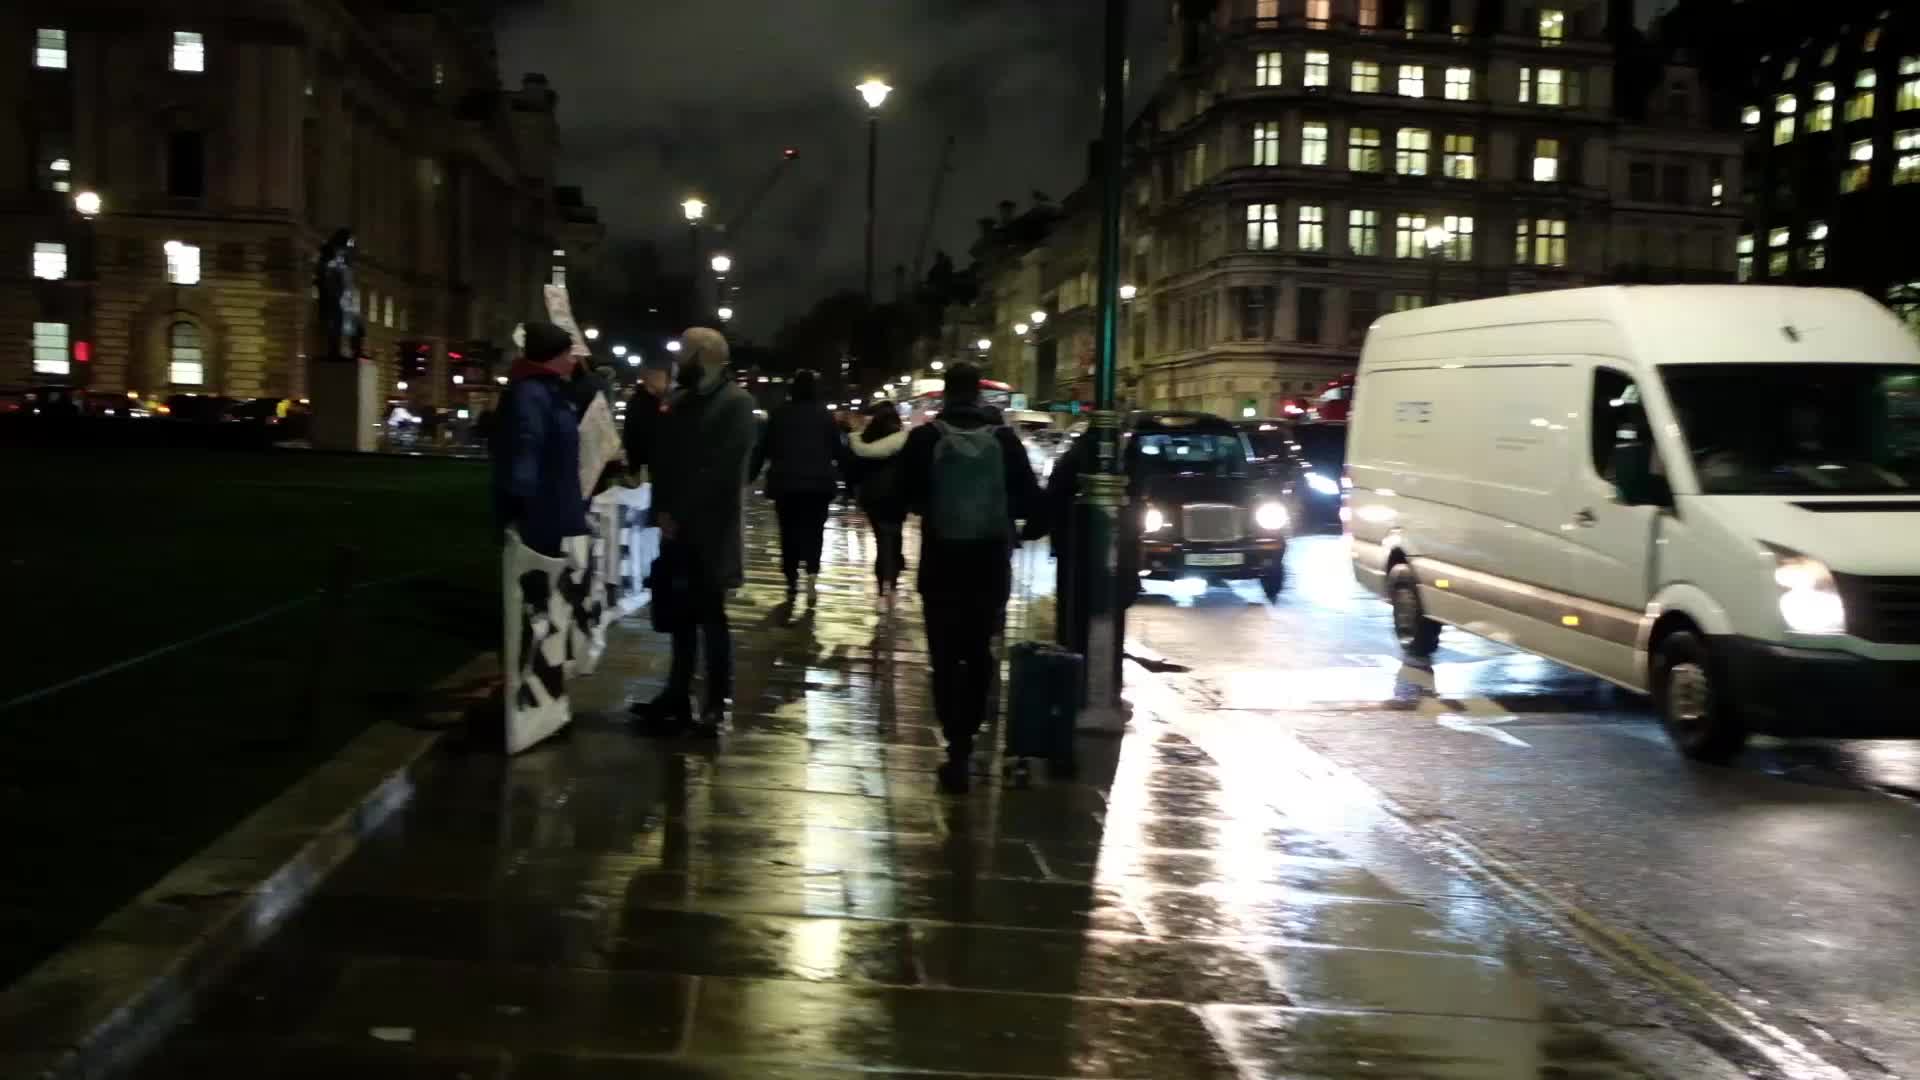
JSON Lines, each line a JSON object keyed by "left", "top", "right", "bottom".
{"left": 646, "top": 537, "right": 695, "bottom": 634}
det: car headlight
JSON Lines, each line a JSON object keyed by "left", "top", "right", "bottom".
{"left": 1766, "top": 544, "right": 1846, "bottom": 635}
{"left": 1142, "top": 505, "right": 1168, "bottom": 533}
{"left": 1254, "top": 501, "right": 1289, "bottom": 531}
{"left": 1305, "top": 471, "right": 1340, "bottom": 496}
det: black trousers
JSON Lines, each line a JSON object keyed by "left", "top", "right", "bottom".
{"left": 870, "top": 516, "right": 905, "bottom": 589}
{"left": 773, "top": 493, "right": 833, "bottom": 581}
{"left": 922, "top": 589, "right": 1004, "bottom": 761}
{"left": 665, "top": 587, "right": 732, "bottom": 707}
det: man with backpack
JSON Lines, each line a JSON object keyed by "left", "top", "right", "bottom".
{"left": 899, "top": 362, "right": 1041, "bottom": 794}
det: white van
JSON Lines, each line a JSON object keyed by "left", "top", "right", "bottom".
{"left": 1347, "top": 286, "right": 1920, "bottom": 760}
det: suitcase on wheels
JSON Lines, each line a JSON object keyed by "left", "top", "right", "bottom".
{"left": 1005, "top": 641, "right": 1084, "bottom": 784}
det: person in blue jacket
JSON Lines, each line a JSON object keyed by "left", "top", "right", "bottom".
{"left": 490, "top": 321, "right": 587, "bottom": 557}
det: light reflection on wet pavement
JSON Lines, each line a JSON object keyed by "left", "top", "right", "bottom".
{"left": 127, "top": 509, "right": 1683, "bottom": 1078}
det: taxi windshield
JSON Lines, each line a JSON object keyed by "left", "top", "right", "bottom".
{"left": 1130, "top": 432, "right": 1249, "bottom": 478}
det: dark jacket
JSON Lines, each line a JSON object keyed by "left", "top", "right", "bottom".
{"left": 490, "top": 373, "right": 587, "bottom": 557}
{"left": 752, "top": 400, "right": 843, "bottom": 498}
{"left": 623, "top": 385, "right": 664, "bottom": 471}
{"left": 652, "top": 376, "right": 758, "bottom": 589}
{"left": 848, "top": 428, "right": 909, "bottom": 523}
{"left": 898, "top": 401, "right": 1041, "bottom": 599}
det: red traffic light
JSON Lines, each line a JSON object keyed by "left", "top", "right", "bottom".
{"left": 783, "top": 148, "right": 799, "bottom": 159}
{"left": 73, "top": 341, "right": 91, "bottom": 364}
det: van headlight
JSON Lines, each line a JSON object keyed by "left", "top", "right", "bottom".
{"left": 1305, "top": 471, "right": 1340, "bottom": 496}
{"left": 1254, "top": 501, "right": 1289, "bottom": 531}
{"left": 1142, "top": 505, "right": 1168, "bottom": 533}
{"left": 1766, "top": 544, "right": 1846, "bottom": 635}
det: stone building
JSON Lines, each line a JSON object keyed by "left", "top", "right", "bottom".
{"left": 1, "top": 1, "right": 600, "bottom": 406}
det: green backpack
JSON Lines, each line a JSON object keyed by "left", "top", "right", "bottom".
{"left": 928, "top": 421, "right": 1008, "bottom": 542}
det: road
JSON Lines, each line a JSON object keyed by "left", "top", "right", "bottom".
{"left": 1125, "top": 533, "right": 1920, "bottom": 1079}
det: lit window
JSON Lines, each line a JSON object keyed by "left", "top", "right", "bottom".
{"left": 32, "top": 241, "right": 67, "bottom": 280}
{"left": 32, "top": 322, "right": 69, "bottom": 375}
{"left": 1767, "top": 227, "right": 1790, "bottom": 276}
{"left": 1298, "top": 205, "right": 1326, "bottom": 251}
{"left": 1532, "top": 138, "right": 1561, "bottom": 182}
{"left": 1710, "top": 177, "right": 1725, "bottom": 206}
{"left": 1810, "top": 83, "right": 1835, "bottom": 131}
{"left": 1899, "top": 57, "right": 1920, "bottom": 111}
{"left": 1395, "top": 128, "right": 1430, "bottom": 175}
{"left": 1256, "top": 0, "right": 1279, "bottom": 19}
{"left": 1445, "top": 66, "right": 1472, "bottom": 100}
{"left": 1403, "top": 0, "right": 1425, "bottom": 32}
{"left": 1394, "top": 213, "right": 1431, "bottom": 258}
{"left": 1399, "top": 64, "right": 1425, "bottom": 98}
{"left": 1774, "top": 115, "right": 1796, "bottom": 144}
{"left": 1783, "top": 58, "right": 1800, "bottom": 80}
{"left": 1540, "top": 8, "right": 1565, "bottom": 43}
{"left": 1516, "top": 218, "right": 1568, "bottom": 267}
{"left": 1255, "top": 52, "right": 1282, "bottom": 87}
{"left": 45, "top": 155, "right": 71, "bottom": 193}
{"left": 1306, "top": 0, "right": 1330, "bottom": 28}
{"left": 164, "top": 240, "right": 201, "bottom": 285}
{"left": 1775, "top": 93, "right": 1796, "bottom": 115}
{"left": 168, "top": 321, "right": 204, "bottom": 385}
{"left": 383, "top": 296, "right": 395, "bottom": 327}
{"left": 1438, "top": 215, "right": 1473, "bottom": 261}
{"left": 171, "top": 31, "right": 204, "bottom": 73}
{"left": 1351, "top": 60, "right": 1381, "bottom": 93}
{"left": 1821, "top": 44, "right": 1838, "bottom": 67}
{"left": 1442, "top": 133, "right": 1475, "bottom": 178}
{"left": 1865, "top": 28, "right": 1881, "bottom": 53}
{"left": 1392, "top": 294, "right": 1427, "bottom": 312}
{"left": 1736, "top": 234, "right": 1754, "bottom": 281}
{"left": 35, "top": 28, "right": 67, "bottom": 69}
{"left": 1348, "top": 126, "right": 1382, "bottom": 172}
{"left": 1897, "top": 129, "right": 1920, "bottom": 184}
{"left": 1348, "top": 209, "right": 1380, "bottom": 255}
{"left": 1357, "top": 0, "right": 1379, "bottom": 29}
{"left": 433, "top": 62, "right": 446, "bottom": 87}
{"left": 1245, "top": 203, "right": 1281, "bottom": 250}
{"left": 1252, "top": 122, "right": 1282, "bottom": 166}
{"left": 1806, "top": 220, "right": 1828, "bottom": 270}
{"left": 1741, "top": 104, "right": 1761, "bottom": 128}
{"left": 1520, "top": 67, "right": 1577, "bottom": 107}
{"left": 1848, "top": 71, "right": 1876, "bottom": 122}
{"left": 1843, "top": 139, "right": 1872, "bottom": 191}
{"left": 1304, "top": 51, "right": 1329, "bottom": 88}
{"left": 1301, "top": 121, "right": 1329, "bottom": 165}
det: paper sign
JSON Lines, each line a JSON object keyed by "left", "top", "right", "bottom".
{"left": 543, "top": 284, "right": 593, "bottom": 357}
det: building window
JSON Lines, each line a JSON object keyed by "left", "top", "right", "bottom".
{"left": 1899, "top": 57, "right": 1920, "bottom": 112}
{"left": 169, "top": 321, "right": 205, "bottom": 385}
{"left": 1301, "top": 121, "right": 1329, "bottom": 165}
{"left": 1783, "top": 58, "right": 1800, "bottom": 80}
{"left": 1516, "top": 218, "right": 1568, "bottom": 267}
{"left": 164, "top": 240, "right": 201, "bottom": 285}
{"left": 1256, "top": 51, "right": 1283, "bottom": 87}
{"left": 1540, "top": 8, "right": 1566, "bottom": 43}
{"left": 32, "top": 241, "right": 67, "bottom": 280}
{"left": 1394, "top": 213, "right": 1431, "bottom": 258}
{"left": 43, "top": 154, "right": 71, "bottom": 193}
{"left": 1628, "top": 162, "right": 1654, "bottom": 201}
{"left": 1810, "top": 83, "right": 1836, "bottom": 131}
{"left": 1246, "top": 203, "right": 1281, "bottom": 250}
{"left": 1236, "top": 287, "right": 1273, "bottom": 340}
{"left": 1897, "top": 129, "right": 1920, "bottom": 184}
{"left": 1821, "top": 43, "right": 1838, "bottom": 67}
{"left": 1403, "top": 0, "right": 1426, "bottom": 32}
{"left": 1520, "top": 67, "right": 1580, "bottom": 107}
{"left": 1252, "top": 122, "right": 1282, "bottom": 166}
{"left": 1844, "top": 138, "right": 1873, "bottom": 191}
{"left": 1848, "top": 71, "right": 1876, "bottom": 122}
{"left": 1532, "top": 138, "right": 1561, "bottom": 182}
{"left": 1306, "top": 0, "right": 1331, "bottom": 28}
{"left": 1357, "top": 0, "right": 1380, "bottom": 29}
{"left": 433, "top": 61, "right": 446, "bottom": 88}
{"left": 1348, "top": 209, "right": 1380, "bottom": 255}
{"left": 32, "top": 321, "right": 71, "bottom": 376}
{"left": 1805, "top": 221, "right": 1828, "bottom": 269}
{"left": 1736, "top": 234, "right": 1754, "bottom": 281}
{"left": 383, "top": 296, "right": 395, "bottom": 328}
{"left": 1775, "top": 92, "right": 1797, "bottom": 116}
{"left": 1774, "top": 115, "right": 1796, "bottom": 144}
{"left": 1398, "top": 64, "right": 1425, "bottom": 98}
{"left": 1662, "top": 164, "right": 1689, "bottom": 204}
{"left": 1445, "top": 66, "right": 1472, "bottom": 100}
{"left": 1392, "top": 294, "right": 1427, "bottom": 312}
{"left": 1298, "top": 205, "right": 1326, "bottom": 251}
{"left": 1349, "top": 289, "right": 1377, "bottom": 344}
{"left": 1349, "top": 126, "right": 1382, "bottom": 172}
{"left": 1395, "top": 128, "right": 1430, "bottom": 175}
{"left": 167, "top": 131, "right": 206, "bottom": 198}
{"left": 1434, "top": 215, "right": 1473, "bottom": 261}
{"left": 1351, "top": 60, "right": 1382, "bottom": 93}
{"left": 35, "top": 27, "right": 67, "bottom": 69}
{"left": 1710, "top": 176, "right": 1725, "bottom": 206}
{"left": 1442, "top": 134, "right": 1475, "bottom": 178}
{"left": 1298, "top": 287, "right": 1324, "bottom": 343}
{"left": 1304, "top": 50, "right": 1329, "bottom": 88}
{"left": 1256, "top": 0, "right": 1279, "bottom": 20}
{"left": 171, "top": 31, "right": 205, "bottom": 73}
{"left": 1741, "top": 104, "right": 1761, "bottom": 128}
{"left": 1767, "top": 227, "right": 1790, "bottom": 276}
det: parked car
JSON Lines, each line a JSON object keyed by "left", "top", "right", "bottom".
{"left": 227, "top": 397, "right": 311, "bottom": 440}
{"left": 1348, "top": 285, "right": 1920, "bottom": 762}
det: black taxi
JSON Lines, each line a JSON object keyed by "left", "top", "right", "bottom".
{"left": 1124, "top": 411, "right": 1290, "bottom": 599}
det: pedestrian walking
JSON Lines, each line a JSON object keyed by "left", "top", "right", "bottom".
{"left": 623, "top": 351, "right": 673, "bottom": 482}
{"left": 846, "top": 400, "right": 909, "bottom": 602}
{"left": 899, "top": 362, "right": 1041, "bottom": 794}
{"left": 490, "top": 321, "right": 588, "bottom": 558}
{"left": 751, "top": 368, "right": 843, "bottom": 601}
{"left": 631, "top": 327, "right": 757, "bottom": 736}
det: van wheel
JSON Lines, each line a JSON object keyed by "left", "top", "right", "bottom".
{"left": 1653, "top": 630, "right": 1746, "bottom": 763}
{"left": 1388, "top": 564, "right": 1441, "bottom": 657}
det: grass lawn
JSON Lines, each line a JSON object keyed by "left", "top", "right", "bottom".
{"left": 0, "top": 447, "right": 496, "bottom": 985}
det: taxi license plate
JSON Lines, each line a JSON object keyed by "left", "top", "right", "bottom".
{"left": 1186, "top": 552, "right": 1243, "bottom": 567}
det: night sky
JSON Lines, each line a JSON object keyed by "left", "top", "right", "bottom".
{"left": 498, "top": 1, "right": 1168, "bottom": 340}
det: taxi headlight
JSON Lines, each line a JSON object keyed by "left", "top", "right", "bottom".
{"left": 1254, "top": 501, "right": 1289, "bottom": 532}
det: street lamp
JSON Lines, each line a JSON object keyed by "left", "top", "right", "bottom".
{"left": 930, "top": 360, "right": 944, "bottom": 371}
{"left": 627, "top": 356, "right": 641, "bottom": 367}
{"left": 976, "top": 338, "right": 992, "bottom": 351}
{"left": 1014, "top": 322, "right": 1029, "bottom": 336}
{"left": 681, "top": 197, "right": 707, "bottom": 223}
{"left": 1030, "top": 310, "right": 1048, "bottom": 326}
{"left": 710, "top": 253, "right": 733, "bottom": 275}
{"left": 717, "top": 306, "right": 734, "bottom": 322}
{"left": 74, "top": 190, "right": 102, "bottom": 218}
{"left": 856, "top": 78, "right": 892, "bottom": 303}
{"left": 666, "top": 340, "right": 683, "bottom": 354}
{"left": 1119, "top": 283, "right": 1138, "bottom": 301}
{"left": 611, "top": 344, "right": 628, "bottom": 358}
{"left": 584, "top": 326, "right": 600, "bottom": 341}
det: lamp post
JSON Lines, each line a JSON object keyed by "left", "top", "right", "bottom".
{"left": 856, "top": 79, "right": 892, "bottom": 304}
{"left": 682, "top": 196, "right": 707, "bottom": 315}
{"left": 1424, "top": 223, "right": 1448, "bottom": 307}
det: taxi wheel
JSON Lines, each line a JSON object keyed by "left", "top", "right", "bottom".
{"left": 1388, "top": 563, "right": 1441, "bottom": 657}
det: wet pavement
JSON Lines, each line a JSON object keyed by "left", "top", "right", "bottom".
{"left": 123, "top": 508, "right": 1706, "bottom": 1079}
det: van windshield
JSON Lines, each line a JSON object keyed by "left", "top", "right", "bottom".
{"left": 1660, "top": 364, "right": 1920, "bottom": 495}
{"left": 1130, "top": 433, "right": 1249, "bottom": 478}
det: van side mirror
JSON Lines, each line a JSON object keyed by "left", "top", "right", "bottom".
{"left": 1610, "top": 440, "right": 1668, "bottom": 506}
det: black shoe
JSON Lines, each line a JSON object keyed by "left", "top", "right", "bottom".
{"left": 629, "top": 694, "right": 692, "bottom": 736}
{"left": 936, "top": 760, "right": 971, "bottom": 795}
{"left": 689, "top": 703, "right": 730, "bottom": 738}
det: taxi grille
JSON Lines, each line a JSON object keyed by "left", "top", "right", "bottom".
{"left": 1835, "top": 575, "right": 1920, "bottom": 645}
{"left": 1181, "top": 504, "right": 1242, "bottom": 543}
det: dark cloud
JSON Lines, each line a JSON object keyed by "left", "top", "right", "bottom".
{"left": 498, "top": 1, "right": 1166, "bottom": 338}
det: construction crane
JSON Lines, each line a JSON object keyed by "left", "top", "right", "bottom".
{"left": 721, "top": 147, "right": 801, "bottom": 243}
{"left": 910, "top": 135, "right": 955, "bottom": 286}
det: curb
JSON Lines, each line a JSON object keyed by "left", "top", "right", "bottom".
{"left": 0, "top": 653, "right": 499, "bottom": 1080}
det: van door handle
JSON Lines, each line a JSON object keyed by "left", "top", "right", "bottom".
{"left": 1573, "top": 508, "right": 1598, "bottom": 527}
